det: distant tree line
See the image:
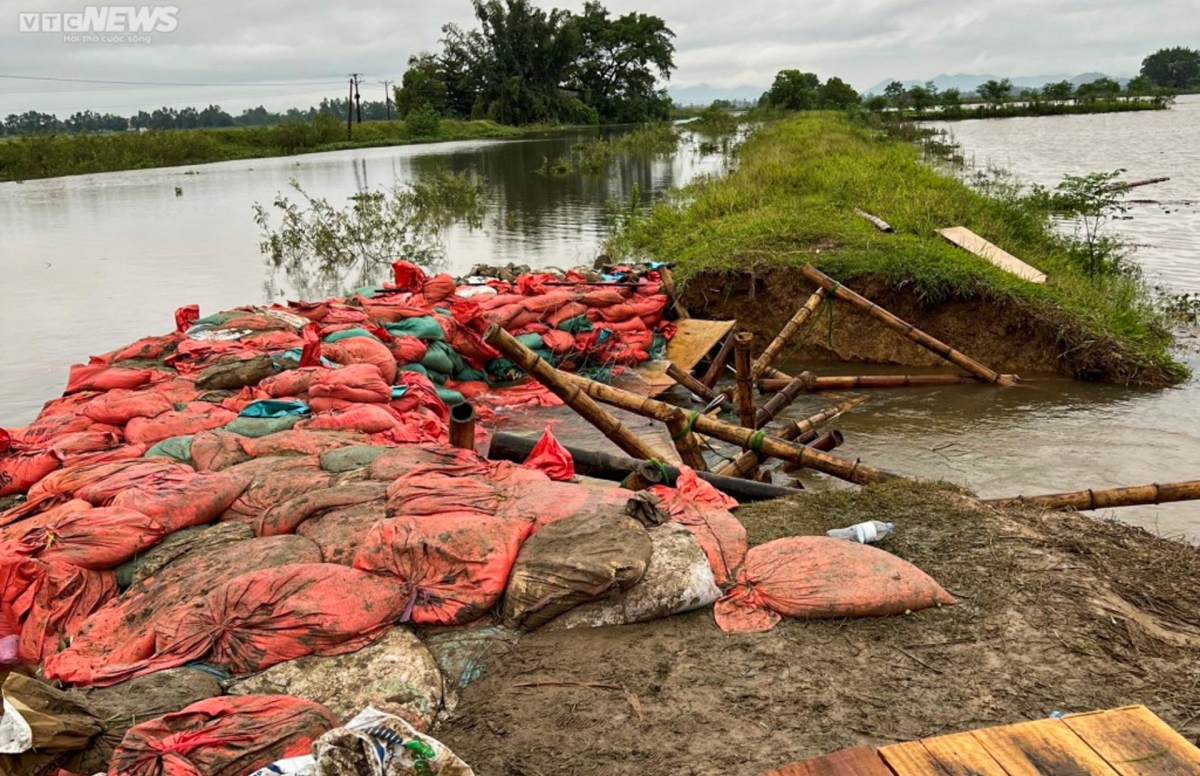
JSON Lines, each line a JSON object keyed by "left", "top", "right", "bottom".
{"left": 0, "top": 98, "right": 394, "bottom": 137}
{"left": 395, "top": 0, "right": 676, "bottom": 126}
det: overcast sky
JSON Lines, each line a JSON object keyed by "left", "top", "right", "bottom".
{"left": 2, "top": 0, "right": 1198, "bottom": 117}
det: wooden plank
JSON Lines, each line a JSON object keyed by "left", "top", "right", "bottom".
{"left": 1063, "top": 705, "right": 1200, "bottom": 776}
{"left": 761, "top": 746, "right": 894, "bottom": 776}
{"left": 971, "top": 718, "right": 1122, "bottom": 776}
{"left": 939, "top": 226, "right": 1048, "bottom": 284}
{"left": 920, "top": 731, "right": 1011, "bottom": 776}
{"left": 878, "top": 741, "right": 952, "bottom": 776}
{"left": 635, "top": 319, "right": 737, "bottom": 392}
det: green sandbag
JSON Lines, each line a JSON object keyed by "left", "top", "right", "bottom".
{"left": 650, "top": 332, "right": 668, "bottom": 361}
{"left": 353, "top": 285, "right": 386, "bottom": 298}
{"left": 454, "top": 366, "right": 489, "bottom": 383}
{"left": 145, "top": 436, "right": 194, "bottom": 463}
{"left": 399, "top": 363, "right": 429, "bottom": 378}
{"left": 421, "top": 341, "right": 464, "bottom": 376}
{"left": 556, "top": 315, "right": 593, "bottom": 334}
{"left": 319, "top": 445, "right": 393, "bottom": 473}
{"left": 190, "top": 311, "right": 239, "bottom": 328}
{"left": 384, "top": 316, "right": 444, "bottom": 342}
{"left": 323, "top": 328, "right": 381, "bottom": 343}
{"left": 426, "top": 369, "right": 450, "bottom": 385}
{"left": 436, "top": 387, "right": 466, "bottom": 406}
{"left": 516, "top": 333, "right": 545, "bottom": 350}
{"left": 224, "top": 414, "right": 302, "bottom": 438}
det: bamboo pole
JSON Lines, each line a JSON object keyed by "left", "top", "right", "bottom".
{"left": 667, "top": 410, "right": 709, "bottom": 472}
{"left": 758, "top": 373, "right": 984, "bottom": 393}
{"left": 484, "top": 325, "right": 660, "bottom": 461}
{"left": 781, "top": 431, "right": 844, "bottom": 473}
{"left": 448, "top": 402, "right": 476, "bottom": 451}
{"left": 753, "top": 372, "right": 817, "bottom": 428}
{"left": 733, "top": 332, "right": 756, "bottom": 428}
{"left": 488, "top": 432, "right": 803, "bottom": 501}
{"left": 798, "top": 264, "right": 1020, "bottom": 387}
{"left": 701, "top": 329, "right": 738, "bottom": 389}
{"left": 1102, "top": 176, "right": 1169, "bottom": 193}
{"left": 712, "top": 397, "right": 866, "bottom": 479}
{"left": 855, "top": 208, "right": 895, "bottom": 233}
{"left": 658, "top": 266, "right": 690, "bottom": 320}
{"left": 752, "top": 289, "right": 826, "bottom": 379}
{"left": 985, "top": 480, "right": 1200, "bottom": 511}
{"left": 666, "top": 362, "right": 732, "bottom": 410}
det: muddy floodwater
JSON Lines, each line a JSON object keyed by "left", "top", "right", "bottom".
{"left": 3, "top": 108, "right": 1200, "bottom": 539}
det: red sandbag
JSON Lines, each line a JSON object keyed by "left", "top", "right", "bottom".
{"left": 108, "top": 695, "right": 338, "bottom": 776}
{"left": 175, "top": 304, "right": 200, "bottom": 332}
{"left": 523, "top": 427, "right": 574, "bottom": 482}
{"left": 714, "top": 537, "right": 958, "bottom": 633}
{"left": 308, "top": 364, "right": 391, "bottom": 404}
{"left": 20, "top": 560, "right": 117, "bottom": 665}
{"left": 386, "top": 463, "right": 509, "bottom": 517}
{"left": 354, "top": 513, "right": 532, "bottom": 625}
{"left": 66, "top": 364, "right": 161, "bottom": 394}
{"left": 256, "top": 482, "right": 388, "bottom": 538}
{"left": 241, "top": 330, "right": 304, "bottom": 351}
{"left": 481, "top": 381, "right": 564, "bottom": 409}
{"left": 188, "top": 431, "right": 250, "bottom": 471}
{"left": 125, "top": 404, "right": 237, "bottom": 446}
{"left": 1, "top": 500, "right": 164, "bottom": 570}
{"left": 322, "top": 337, "right": 398, "bottom": 383}
{"left": 301, "top": 404, "right": 404, "bottom": 435}
{"left": 12, "top": 409, "right": 97, "bottom": 449}
{"left": 0, "top": 445, "right": 60, "bottom": 498}
{"left": 392, "top": 260, "right": 428, "bottom": 291}
{"left": 47, "top": 430, "right": 121, "bottom": 459}
{"left": 0, "top": 552, "right": 40, "bottom": 663}
{"left": 422, "top": 273, "right": 458, "bottom": 304}
{"left": 286, "top": 301, "right": 330, "bottom": 322}
{"left": 258, "top": 367, "right": 324, "bottom": 398}
{"left": 84, "top": 389, "right": 174, "bottom": 426}
{"left": 540, "top": 329, "right": 576, "bottom": 355}
{"left": 104, "top": 334, "right": 182, "bottom": 364}
{"left": 580, "top": 289, "right": 627, "bottom": 308}
{"left": 648, "top": 467, "right": 745, "bottom": 587}
{"left": 58, "top": 443, "right": 147, "bottom": 471}
{"left": 389, "top": 335, "right": 428, "bottom": 365}
{"left": 111, "top": 468, "right": 251, "bottom": 533}
{"left": 17, "top": 460, "right": 190, "bottom": 518}
{"left": 219, "top": 458, "right": 331, "bottom": 526}
{"left": 238, "top": 429, "right": 371, "bottom": 459}
{"left": 390, "top": 371, "right": 449, "bottom": 422}
{"left": 297, "top": 503, "right": 386, "bottom": 566}
{"left": 84, "top": 563, "right": 410, "bottom": 686}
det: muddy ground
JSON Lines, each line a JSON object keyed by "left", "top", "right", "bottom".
{"left": 437, "top": 482, "right": 1200, "bottom": 775}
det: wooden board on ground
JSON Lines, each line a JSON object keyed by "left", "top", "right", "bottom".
{"left": 939, "top": 226, "right": 1048, "bottom": 284}
{"left": 635, "top": 319, "right": 737, "bottom": 394}
{"left": 761, "top": 747, "right": 893, "bottom": 776}
{"left": 1062, "top": 705, "right": 1200, "bottom": 776}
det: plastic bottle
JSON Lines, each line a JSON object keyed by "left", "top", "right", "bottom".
{"left": 826, "top": 520, "right": 894, "bottom": 544}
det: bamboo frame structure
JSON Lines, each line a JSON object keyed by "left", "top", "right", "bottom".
{"left": 752, "top": 289, "right": 826, "bottom": 379}
{"left": 448, "top": 402, "right": 476, "bottom": 451}
{"left": 712, "top": 397, "right": 866, "bottom": 479}
{"left": 734, "top": 332, "right": 756, "bottom": 428}
{"left": 666, "top": 362, "right": 731, "bottom": 410}
{"left": 658, "top": 266, "right": 690, "bottom": 320}
{"left": 701, "top": 329, "right": 738, "bottom": 388}
{"left": 985, "top": 480, "right": 1200, "bottom": 511}
{"left": 798, "top": 264, "right": 1020, "bottom": 387}
{"left": 780, "top": 431, "right": 844, "bottom": 472}
{"left": 758, "top": 374, "right": 984, "bottom": 393}
{"left": 484, "top": 325, "right": 660, "bottom": 461}
{"left": 753, "top": 372, "right": 817, "bottom": 428}
{"left": 667, "top": 410, "right": 709, "bottom": 472}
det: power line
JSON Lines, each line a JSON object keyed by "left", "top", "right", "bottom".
{"left": 0, "top": 73, "right": 347, "bottom": 87}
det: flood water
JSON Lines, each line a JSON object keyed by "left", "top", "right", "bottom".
{"left": 2, "top": 109, "right": 1199, "bottom": 540}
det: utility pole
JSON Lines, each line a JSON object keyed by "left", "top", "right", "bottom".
{"left": 354, "top": 76, "right": 363, "bottom": 124}
{"left": 381, "top": 80, "right": 396, "bottom": 121}
{"left": 346, "top": 73, "right": 361, "bottom": 140}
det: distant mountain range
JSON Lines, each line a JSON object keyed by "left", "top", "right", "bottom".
{"left": 862, "top": 72, "right": 1130, "bottom": 96}
{"left": 668, "top": 83, "right": 764, "bottom": 106}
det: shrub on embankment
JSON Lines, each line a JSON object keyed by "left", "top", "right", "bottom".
{"left": 608, "top": 112, "right": 1186, "bottom": 385}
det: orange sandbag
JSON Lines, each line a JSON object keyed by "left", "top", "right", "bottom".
{"left": 125, "top": 404, "right": 237, "bottom": 446}
{"left": 108, "top": 695, "right": 337, "bottom": 776}
{"left": 300, "top": 404, "right": 403, "bottom": 435}
{"left": 65, "top": 363, "right": 159, "bottom": 394}
{"left": 540, "top": 329, "right": 576, "bottom": 355}
{"left": 714, "top": 537, "right": 958, "bottom": 633}
{"left": 102, "top": 334, "right": 181, "bottom": 364}
{"left": 322, "top": 337, "right": 398, "bottom": 384}
{"left": 0, "top": 500, "right": 164, "bottom": 570}
{"left": 20, "top": 559, "right": 117, "bottom": 665}
{"left": 46, "top": 430, "right": 122, "bottom": 459}
{"left": 258, "top": 367, "right": 325, "bottom": 398}
{"left": 308, "top": 364, "right": 391, "bottom": 404}
{"left": 188, "top": 431, "right": 251, "bottom": 471}
{"left": 522, "top": 427, "right": 574, "bottom": 481}
{"left": 421, "top": 273, "right": 458, "bottom": 304}
{"left": 353, "top": 513, "right": 533, "bottom": 625}
{"left": 0, "top": 443, "right": 60, "bottom": 498}
{"left": 219, "top": 458, "right": 331, "bottom": 525}
{"left": 389, "top": 371, "right": 449, "bottom": 422}
{"left": 237, "top": 429, "right": 372, "bottom": 459}
{"left": 648, "top": 467, "right": 745, "bottom": 587}
{"left": 255, "top": 482, "right": 388, "bottom": 538}
{"left": 83, "top": 563, "right": 410, "bottom": 686}
{"left": 111, "top": 468, "right": 252, "bottom": 533}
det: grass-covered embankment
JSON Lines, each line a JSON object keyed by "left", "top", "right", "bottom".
{"left": 0, "top": 119, "right": 526, "bottom": 182}
{"left": 610, "top": 113, "right": 1186, "bottom": 385}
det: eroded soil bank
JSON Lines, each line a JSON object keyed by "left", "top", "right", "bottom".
{"left": 682, "top": 267, "right": 1172, "bottom": 384}
{"left": 438, "top": 482, "right": 1200, "bottom": 776}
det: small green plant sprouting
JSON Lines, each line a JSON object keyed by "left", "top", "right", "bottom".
{"left": 1029, "top": 170, "right": 1132, "bottom": 278}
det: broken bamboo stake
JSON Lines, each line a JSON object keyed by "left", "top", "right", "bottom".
{"left": 985, "top": 480, "right": 1200, "bottom": 512}
{"left": 1102, "top": 176, "right": 1170, "bottom": 193}
{"left": 758, "top": 373, "right": 984, "bottom": 393}
{"left": 666, "top": 362, "right": 731, "bottom": 410}
{"left": 753, "top": 372, "right": 817, "bottom": 428}
{"left": 701, "top": 329, "right": 738, "bottom": 389}
{"left": 752, "top": 289, "right": 826, "bottom": 379}
{"left": 658, "top": 266, "right": 690, "bottom": 320}
{"left": 855, "top": 208, "right": 895, "bottom": 233}
{"left": 780, "top": 431, "right": 845, "bottom": 473}
{"left": 734, "top": 332, "right": 756, "bottom": 427}
{"left": 798, "top": 264, "right": 1020, "bottom": 387}
{"left": 483, "top": 325, "right": 659, "bottom": 461}
{"left": 667, "top": 410, "right": 709, "bottom": 471}
{"left": 554, "top": 373, "right": 895, "bottom": 485}
{"left": 488, "top": 432, "right": 802, "bottom": 501}
{"left": 712, "top": 396, "right": 867, "bottom": 479}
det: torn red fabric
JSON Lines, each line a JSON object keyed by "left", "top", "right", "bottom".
{"left": 174, "top": 304, "right": 200, "bottom": 333}
{"left": 522, "top": 427, "right": 575, "bottom": 481}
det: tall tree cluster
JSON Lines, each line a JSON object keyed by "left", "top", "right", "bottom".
{"left": 1140, "top": 46, "right": 1200, "bottom": 90}
{"left": 759, "top": 71, "right": 860, "bottom": 111}
{"left": 396, "top": 0, "right": 676, "bottom": 126}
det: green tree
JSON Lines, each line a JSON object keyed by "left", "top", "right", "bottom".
{"left": 906, "top": 81, "right": 938, "bottom": 113}
{"left": 1075, "top": 77, "right": 1121, "bottom": 103}
{"left": 764, "top": 70, "right": 820, "bottom": 110}
{"left": 567, "top": 1, "right": 675, "bottom": 123}
{"left": 1140, "top": 46, "right": 1200, "bottom": 89}
{"left": 939, "top": 87, "right": 962, "bottom": 110}
{"left": 817, "top": 76, "right": 859, "bottom": 109}
{"left": 1126, "top": 75, "right": 1155, "bottom": 95}
{"left": 977, "top": 78, "right": 1013, "bottom": 108}
{"left": 863, "top": 94, "right": 889, "bottom": 112}
{"left": 1042, "top": 80, "right": 1074, "bottom": 104}
{"left": 883, "top": 80, "right": 906, "bottom": 107}
{"left": 396, "top": 52, "right": 449, "bottom": 118}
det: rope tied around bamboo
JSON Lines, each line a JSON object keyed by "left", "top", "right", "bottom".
{"left": 712, "top": 396, "right": 867, "bottom": 479}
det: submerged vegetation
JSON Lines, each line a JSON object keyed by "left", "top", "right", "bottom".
{"left": 537, "top": 123, "right": 681, "bottom": 177}
{"left": 608, "top": 113, "right": 1185, "bottom": 384}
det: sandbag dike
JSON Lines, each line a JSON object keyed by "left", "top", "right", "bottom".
{"left": 681, "top": 267, "right": 1182, "bottom": 386}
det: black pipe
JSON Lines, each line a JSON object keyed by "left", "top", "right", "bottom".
{"left": 489, "top": 432, "right": 803, "bottom": 502}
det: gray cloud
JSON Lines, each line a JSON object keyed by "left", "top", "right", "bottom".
{"left": 1, "top": 0, "right": 1197, "bottom": 116}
